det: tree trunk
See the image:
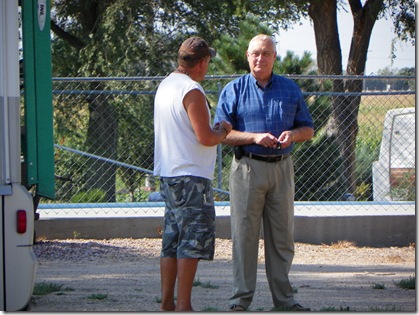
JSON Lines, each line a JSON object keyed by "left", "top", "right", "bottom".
{"left": 308, "top": 0, "right": 342, "bottom": 75}
{"left": 309, "top": 0, "right": 382, "bottom": 194}
{"left": 346, "top": 0, "right": 383, "bottom": 75}
{"left": 85, "top": 83, "right": 118, "bottom": 202}
{"left": 51, "top": 2, "right": 120, "bottom": 202}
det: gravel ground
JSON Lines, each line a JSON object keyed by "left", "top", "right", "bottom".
{"left": 30, "top": 238, "right": 416, "bottom": 312}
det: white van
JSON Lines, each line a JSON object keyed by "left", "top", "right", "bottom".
{"left": 372, "top": 107, "right": 415, "bottom": 201}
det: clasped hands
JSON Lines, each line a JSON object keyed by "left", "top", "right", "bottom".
{"left": 254, "top": 131, "right": 294, "bottom": 149}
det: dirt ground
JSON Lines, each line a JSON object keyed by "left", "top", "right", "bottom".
{"left": 29, "top": 238, "right": 416, "bottom": 312}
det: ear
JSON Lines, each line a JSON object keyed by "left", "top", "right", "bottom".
{"left": 198, "top": 57, "right": 209, "bottom": 69}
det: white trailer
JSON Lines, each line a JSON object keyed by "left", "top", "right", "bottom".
{"left": 0, "top": 0, "right": 54, "bottom": 310}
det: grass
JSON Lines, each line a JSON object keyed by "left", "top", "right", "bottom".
{"left": 372, "top": 283, "right": 386, "bottom": 289}
{"left": 368, "top": 305, "right": 401, "bottom": 312}
{"left": 33, "top": 282, "right": 74, "bottom": 296}
{"left": 202, "top": 306, "right": 220, "bottom": 311}
{"left": 358, "top": 95, "right": 415, "bottom": 131}
{"left": 87, "top": 293, "right": 108, "bottom": 300}
{"left": 320, "top": 306, "right": 351, "bottom": 311}
{"left": 193, "top": 277, "right": 219, "bottom": 289}
{"left": 358, "top": 95, "right": 415, "bottom": 141}
{"left": 395, "top": 276, "right": 415, "bottom": 290}
{"left": 33, "top": 282, "right": 62, "bottom": 295}
{"left": 34, "top": 281, "right": 108, "bottom": 303}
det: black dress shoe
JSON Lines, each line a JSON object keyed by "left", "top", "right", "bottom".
{"left": 228, "top": 304, "right": 246, "bottom": 311}
{"left": 288, "top": 303, "right": 311, "bottom": 311}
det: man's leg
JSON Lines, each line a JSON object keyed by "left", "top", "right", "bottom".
{"left": 160, "top": 257, "right": 177, "bottom": 311}
{"left": 229, "top": 157, "right": 265, "bottom": 309}
{"left": 159, "top": 177, "right": 179, "bottom": 311}
{"left": 175, "top": 258, "right": 199, "bottom": 311}
{"left": 263, "top": 158, "right": 297, "bottom": 308}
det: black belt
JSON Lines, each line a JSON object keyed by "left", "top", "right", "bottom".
{"left": 242, "top": 151, "right": 289, "bottom": 163}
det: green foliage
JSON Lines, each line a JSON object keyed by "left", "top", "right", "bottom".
{"left": 372, "top": 283, "right": 386, "bottom": 289}
{"left": 306, "top": 95, "right": 332, "bottom": 134}
{"left": 114, "top": 93, "right": 155, "bottom": 201}
{"left": 395, "top": 276, "right": 415, "bottom": 289}
{"left": 33, "top": 282, "right": 73, "bottom": 295}
{"left": 202, "top": 307, "right": 219, "bottom": 311}
{"left": 386, "top": 0, "right": 415, "bottom": 45}
{"left": 320, "top": 306, "right": 351, "bottom": 311}
{"left": 70, "top": 188, "right": 107, "bottom": 203}
{"left": 50, "top": 1, "right": 320, "bottom": 204}
{"left": 49, "top": 1, "right": 414, "bottom": 204}
{"left": 52, "top": 1, "right": 206, "bottom": 202}
{"left": 51, "top": 0, "right": 255, "bottom": 77}
{"left": 276, "top": 50, "right": 314, "bottom": 74}
{"left": 354, "top": 141, "right": 379, "bottom": 201}
{"left": 354, "top": 182, "right": 371, "bottom": 201}
{"left": 368, "top": 305, "right": 400, "bottom": 312}
{"left": 33, "top": 282, "right": 63, "bottom": 295}
{"left": 200, "top": 282, "right": 219, "bottom": 289}
{"left": 193, "top": 277, "right": 219, "bottom": 289}
{"left": 367, "top": 67, "right": 415, "bottom": 89}
{"left": 116, "top": 189, "right": 151, "bottom": 203}
{"left": 88, "top": 293, "right": 108, "bottom": 300}
{"left": 211, "top": 14, "right": 273, "bottom": 75}
{"left": 294, "top": 133, "right": 344, "bottom": 201}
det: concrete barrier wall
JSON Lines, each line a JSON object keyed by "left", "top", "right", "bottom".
{"left": 35, "top": 214, "right": 415, "bottom": 247}
{"left": 294, "top": 215, "right": 415, "bottom": 247}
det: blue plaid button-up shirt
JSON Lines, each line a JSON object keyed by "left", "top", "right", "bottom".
{"left": 215, "top": 73, "right": 314, "bottom": 156}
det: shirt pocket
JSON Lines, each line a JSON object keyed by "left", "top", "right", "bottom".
{"left": 272, "top": 98, "right": 296, "bottom": 122}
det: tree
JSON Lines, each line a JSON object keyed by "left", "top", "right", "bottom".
{"left": 50, "top": 0, "right": 242, "bottom": 202}
{"left": 309, "top": 0, "right": 414, "bottom": 193}
{"left": 247, "top": 0, "right": 415, "bottom": 194}
{"left": 49, "top": 0, "right": 414, "bottom": 200}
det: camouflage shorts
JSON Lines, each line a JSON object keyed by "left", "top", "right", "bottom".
{"left": 159, "top": 176, "right": 215, "bottom": 260}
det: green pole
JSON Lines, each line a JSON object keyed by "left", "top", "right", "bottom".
{"left": 22, "top": 0, "right": 55, "bottom": 199}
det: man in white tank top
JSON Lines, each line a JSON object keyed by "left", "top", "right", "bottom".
{"left": 153, "top": 36, "right": 232, "bottom": 312}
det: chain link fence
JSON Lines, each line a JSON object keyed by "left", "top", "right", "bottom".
{"left": 40, "top": 75, "right": 415, "bottom": 217}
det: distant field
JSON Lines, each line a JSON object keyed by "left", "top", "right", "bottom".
{"left": 358, "top": 94, "right": 415, "bottom": 143}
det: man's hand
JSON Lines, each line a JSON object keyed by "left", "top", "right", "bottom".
{"left": 213, "top": 120, "right": 232, "bottom": 138}
{"left": 253, "top": 133, "right": 279, "bottom": 148}
{"left": 277, "top": 131, "right": 294, "bottom": 149}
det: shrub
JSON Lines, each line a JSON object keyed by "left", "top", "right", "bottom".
{"left": 70, "top": 188, "right": 107, "bottom": 203}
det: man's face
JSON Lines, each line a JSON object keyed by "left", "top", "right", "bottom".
{"left": 198, "top": 56, "right": 211, "bottom": 81}
{"left": 246, "top": 39, "right": 276, "bottom": 77}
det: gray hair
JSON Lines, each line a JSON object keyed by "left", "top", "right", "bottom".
{"left": 248, "top": 34, "right": 277, "bottom": 52}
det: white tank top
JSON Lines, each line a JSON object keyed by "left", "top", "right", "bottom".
{"left": 153, "top": 73, "right": 217, "bottom": 180}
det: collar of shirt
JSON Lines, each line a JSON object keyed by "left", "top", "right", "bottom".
{"left": 250, "top": 72, "right": 274, "bottom": 90}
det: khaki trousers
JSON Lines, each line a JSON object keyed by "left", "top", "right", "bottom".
{"left": 228, "top": 155, "right": 296, "bottom": 309}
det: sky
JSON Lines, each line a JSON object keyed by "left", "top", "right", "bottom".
{"left": 275, "top": 10, "right": 415, "bottom": 74}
